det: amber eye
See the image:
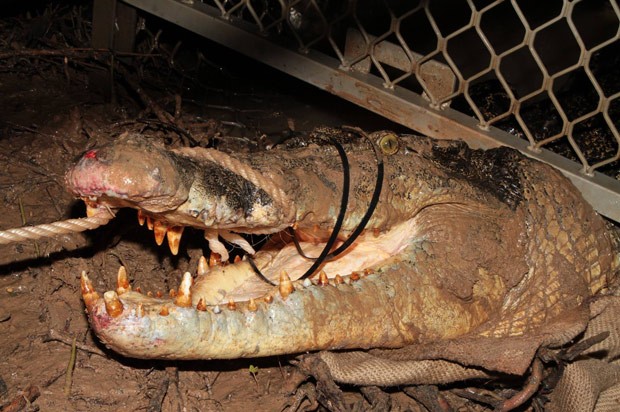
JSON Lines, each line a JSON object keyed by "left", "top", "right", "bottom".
{"left": 378, "top": 133, "right": 399, "bottom": 155}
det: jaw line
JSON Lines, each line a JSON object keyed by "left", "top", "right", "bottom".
{"left": 83, "top": 195, "right": 420, "bottom": 310}
{"left": 111, "top": 217, "right": 420, "bottom": 308}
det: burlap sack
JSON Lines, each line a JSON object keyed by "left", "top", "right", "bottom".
{"left": 316, "top": 296, "right": 620, "bottom": 411}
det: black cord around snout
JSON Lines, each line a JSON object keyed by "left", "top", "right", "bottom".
{"left": 248, "top": 128, "right": 384, "bottom": 285}
{"left": 291, "top": 127, "right": 384, "bottom": 262}
{"left": 248, "top": 136, "right": 349, "bottom": 285}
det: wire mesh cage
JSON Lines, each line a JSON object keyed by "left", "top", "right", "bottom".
{"left": 120, "top": 0, "right": 620, "bottom": 220}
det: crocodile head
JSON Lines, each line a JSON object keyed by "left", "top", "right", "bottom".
{"left": 66, "top": 129, "right": 618, "bottom": 360}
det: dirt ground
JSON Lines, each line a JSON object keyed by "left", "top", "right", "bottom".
{"left": 5, "top": 3, "right": 620, "bottom": 412}
{"left": 0, "top": 3, "right": 416, "bottom": 411}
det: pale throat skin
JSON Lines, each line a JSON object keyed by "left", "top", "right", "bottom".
{"left": 67, "top": 129, "right": 619, "bottom": 360}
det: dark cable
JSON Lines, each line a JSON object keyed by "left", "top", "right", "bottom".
{"left": 290, "top": 127, "right": 384, "bottom": 260}
{"left": 247, "top": 256, "right": 277, "bottom": 286}
{"left": 294, "top": 137, "right": 351, "bottom": 280}
{"left": 249, "top": 136, "right": 351, "bottom": 283}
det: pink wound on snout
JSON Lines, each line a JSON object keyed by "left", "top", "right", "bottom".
{"left": 84, "top": 149, "right": 98, "bottom": 159}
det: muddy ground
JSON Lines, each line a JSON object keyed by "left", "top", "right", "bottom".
{"left": 5, "top": 3, "right": 618, "bottom": 412}
{"left": 0, "top": 4, "right": 419, "bottom": 411}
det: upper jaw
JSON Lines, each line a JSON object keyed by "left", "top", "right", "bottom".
{"left": 80, "top": 194, "right": 420, "bottom": 308}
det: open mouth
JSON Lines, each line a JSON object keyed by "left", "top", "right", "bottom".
{"left": 83, "top": 201, "right": 418, "bottom": 311}
{"left": 67, "top": 131, "right": 441, "bottom": 359}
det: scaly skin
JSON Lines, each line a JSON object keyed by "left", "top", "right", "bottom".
{"left": 67, "top": 128, "right": 619, "bottom": 360}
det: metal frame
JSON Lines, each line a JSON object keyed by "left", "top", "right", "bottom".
{"left": 119, "top": 0, "right": 620, "bottom": 222}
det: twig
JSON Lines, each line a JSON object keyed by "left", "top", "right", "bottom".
{"left": 249, "top": 365, "right": 259, "bottom": 388}
{"left": 2, "top": 122, "right": 49, "bottom": 137}
{"left": 18, "top": 197, "right": 39, "bottom": 257}
{"left": 146, "top": 375, "right": 169, "bottom": 412}
{"left": 404, "top": 385, "right": 453, "bottom": 412}
{"left": 561, "top": 331, "right": 609, "bottom": 361}
{"left": 168, "top": 366, "right": 185, "bottom": 412}
{"left": 496, "top": 358, "right": 544, "bottom": 411}
{"left": 0, "top": 48, "right": 162, "bottom": 60}
{"left": 0, "top": 385, "right": 40, "bottom": 412}
{"left": 43, "top": 329, "right": 107, "bottom": 357}
{"left": 63, "top": 56, "right": 70, "bottom": 83}
{"left": 45, "top": 186, "right": 63, "bottom": 219}
{"left": 17, "top": 197, "right": 26, "bottom": 226}
{"left": 203, "top": 371, "right": 220, "bottom": 398}
{"left": 133, "top": 84, "right": 174, "bottom": 124}
{"left": 63, "top": 337, "right": 77, "bottom": 397}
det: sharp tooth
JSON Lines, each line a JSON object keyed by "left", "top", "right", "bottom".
{"left": 86, "top": 204, "right": 99, "bottom": 218}
{"left": 197, "top": 256, "right": 209, "bottom": 276}
{"left": 80, "top": 271, "right": 95, "bottom": 295}
{"left": 204, "top": 229, "right": 229, "bottom": 261}
{"left": 264, "top": 294, "right": 273, "bottom": 304}
{"left": 349, "top": 273, "right": 360, "bottom": 283}
{"left": 302, "top": 278, "right": 312, "bottom": 288}
{"left": 153, "top": 220, "right": 167, "bottom": 246}
{"left": 209, "top": 253, "right": 221, "bottom": 268}
{"left": 279, "top": 271, "right": 294, "bottom": 299}
{"left": 116, "top": 266, "right": 131, "bottom": 295}
{"left": 156, "top": 291, "right": 163, "bottom": 298}
{"left": 146, "top": 216, "right": 154, "bottom": 231}
{"left": 213, "top": 305, "right": 221, "bottom": 314}
{"left": 137, "top": 210, "right": 146, "bottom": 226}
{"left": 318, "top": 270, "right": 329, "bottom": 286}
{"left": 167, "top": 226, "right": 184, "bottom": 255}
{"left": 159, "top": 306, "right": 169, "bottom": 316}
{"left": 234, "top": 255, "right": 241, "bottom": 263}
{"left": 335, "top": 274, "right": 344, "bottom": 285}
{"left": 248, "top": 298, "right": 257, "bottom": 312}
{"left": 147, "top": 291, "right": 153, "bottom": 297}
{"left": 169, "top": 289, "right": 177, "bottom": 298}
{"left": 174, "top": 272, "right": 193, "bottom": 307}
{"left": 196, "top": 298, "right": 207, "bottom": 311}
{"left": 135, "top": 286, "right": 142, "bottom": 293}
{"left": 219, "top": 231, "right": 256, "bottom": 255}
{"left": 136, "top": 303, "right": 145, "bottom": 317}
{"left": 227, "top": 299, "right": 237, "bottom": 310}
{"left": 80, "top": 271, "right": 99, "bottom": 308}
{"left": 103, "top": 291, "right": 123, "bottom": 317}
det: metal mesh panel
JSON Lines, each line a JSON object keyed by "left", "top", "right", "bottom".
{"left": 203, "top": 0, "right": 619, "bottom": 176}
{"left": 121, "top": 0, "right": 620, "bottom": 220}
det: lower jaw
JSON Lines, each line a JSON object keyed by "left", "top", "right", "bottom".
{"left": 80, "top": 259, "right": 419, "bottom": 360}
{"left": 189, "top": 216, "right": 421, "bottom": 305}
{"left": 79, "top": 217, "right": 430, "bottom": 358}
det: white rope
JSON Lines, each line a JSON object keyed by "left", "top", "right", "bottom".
{"left": 0, "top": 213, "right": 114, "bottom": 245}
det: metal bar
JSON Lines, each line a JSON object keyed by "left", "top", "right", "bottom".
{"left": 344, "top": 28, "right": 456, "bottom": 102}
{"left": 92, "top": 0, "right": 117, "bottom": 49}
{"left": 120, "top": 0, "right": 620, "bottom": 222}
{"left": 114, "top": 1, "right": 138, "bottom": 53}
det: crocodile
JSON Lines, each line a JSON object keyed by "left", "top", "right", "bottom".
{"left": 65, "top": 127, "right": 619, "bottom": 363}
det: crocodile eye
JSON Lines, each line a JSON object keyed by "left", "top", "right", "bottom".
{"left": 378, "top": 133, "right": 399, "bottom": 155}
